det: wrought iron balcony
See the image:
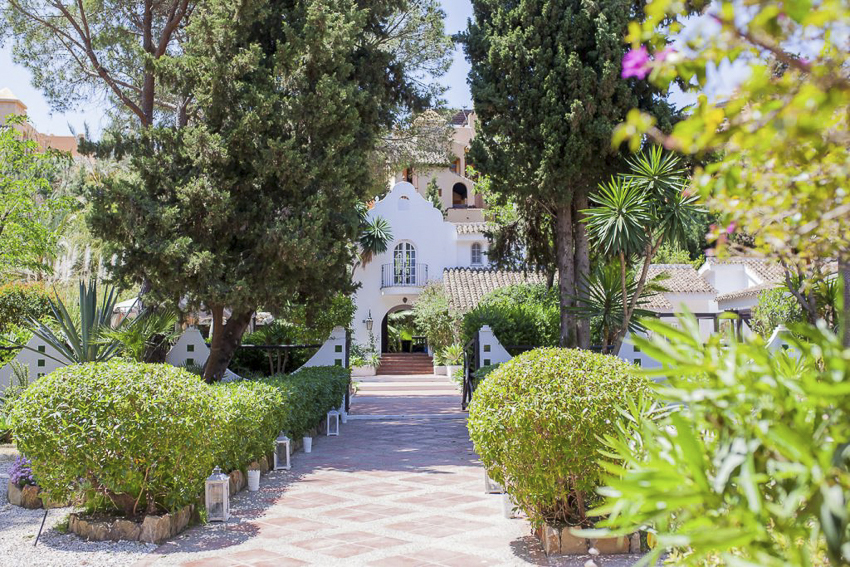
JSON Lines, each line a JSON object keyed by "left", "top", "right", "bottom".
{"left": 381, "top": 263, "right": 428, "bottom": 288}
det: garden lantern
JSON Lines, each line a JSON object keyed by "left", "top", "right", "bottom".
{"left": 274, "top": 433, "right": 291, "bottom": 470}
{"left": 364, "top": 310, "right": 373, "bottom": 332}
{"left": 327, "top": 409, "right": 340, "bottom": 436}
{"left": 205, "top": 466, "right": 230, "bottom": 522}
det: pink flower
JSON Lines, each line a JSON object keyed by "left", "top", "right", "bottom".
{"left": 622, "top": 47, "right": 651, "bottom": 79}
{"left": 726, "top": 222, "right": 737, "bottom": 234}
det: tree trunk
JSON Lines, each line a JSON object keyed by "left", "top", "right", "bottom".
{"left": 573, "top": 189, "right": 591, "bottom": 349}
{"left": 204, "top": 306, "right": 255, "bottom": 383}
{"left": 555, "top": 203, "right": 577, "bottom": 347}
{"left": 840, "top": 254, "right": 850, "bottom": 348}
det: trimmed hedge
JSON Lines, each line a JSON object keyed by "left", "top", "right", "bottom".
{"left": 11, "top": 362, "right": 218, "bottom": 515}
{"left": 11, "top": 362, "right": 350, "bottom": 516}
{"left": 0, "top": 282, "right": 50, "bottom": 334}
{"left": 467, "top": 348, "right": 653, "bottom": 528}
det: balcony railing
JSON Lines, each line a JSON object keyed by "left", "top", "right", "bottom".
{"left": 381, "top": 263, "right": 428, "bottom": 288}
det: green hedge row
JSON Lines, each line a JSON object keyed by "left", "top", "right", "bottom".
{"left": 10, "top": 362, "right": 349, "bottom": 515}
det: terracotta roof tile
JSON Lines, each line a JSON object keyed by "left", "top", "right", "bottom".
{"left": 716, "top": 282, "right": 780, "bottom": 303}
{"left": 454, "top": 222, "right": 491, "bottom": 235}
{"left": 647, "top": 264, "right": 716, "bottom": 294}
{"left": 443, "top": 268, "right": 548, "bottom": 312}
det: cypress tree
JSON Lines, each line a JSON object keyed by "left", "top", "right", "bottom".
{"left": 461, "top": 0, "right": 674, "bottom": 347}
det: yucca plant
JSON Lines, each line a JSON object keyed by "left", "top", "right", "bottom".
{"left": 26, "top": 280, "right": 126, "bottom": 363}
{"left": 582, "top": 146, "right": 703, "bottom": 353}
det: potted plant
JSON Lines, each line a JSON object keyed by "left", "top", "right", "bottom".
{"left": 442, "top": 343, "right": 464, "bottom": 379}
{"left": 432, "top": 349, "right": 447, "bottom": 375}
{"left": 247, "top": 462, "right": 261, "bottom": 492}
{"left": 350, "top": 343, "right": 379, "bottom": 376}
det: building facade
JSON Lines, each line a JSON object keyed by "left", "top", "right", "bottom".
{"left": 0, "top": 87, "right": 80, "bottom": 156}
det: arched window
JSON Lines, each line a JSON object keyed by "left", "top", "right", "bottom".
{"left": 471, "top": 243, "right": 483, "bottom": 265}
{"left": 393, "top": 242, "right": 416, "bottom": 284}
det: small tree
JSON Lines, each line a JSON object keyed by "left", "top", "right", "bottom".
{"left": 750, "top": 288, "right": 803, "bottom": 340}
{"left": 425, "top": 178, "right": 443, "bottom": 213}
{"left": 0, "top": 119, "right": 69, "bottom": 274}
{"left": 412, "top": 283, "right": 458, "bottom": 352}
{"left": 582, "top": 147, "right": 702, "bottom": 352}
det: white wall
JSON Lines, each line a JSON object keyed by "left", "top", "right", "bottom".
{"left": 352, "top": 182, "right": 488, "bottom": 350}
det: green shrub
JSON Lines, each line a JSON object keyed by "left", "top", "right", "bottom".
{"left": 751, "top": 287, "right": 803, "bottom": 339}
{"left": 211, "top": 380, "right": 287, "bottom": 473}
{"left": 0, "top": 282, "right": 50, "bottom": 334}
{"left": 260, "top": 365, "right": 350, "bottom": 438}
{"left": 467, "top": 347, "right": 653, "bottom": 528}
{"left": 412, "top": 283, "right": 460, "bottom": 352}
{"left": 11, "top": 362, "right": 218, "bottom": 515}
{"left": 462, "top": 283, "right": 559, "bottom": 351}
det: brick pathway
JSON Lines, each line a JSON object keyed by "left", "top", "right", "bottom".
{"left": 137, "top": 373, "right": 644, "bottom": 567}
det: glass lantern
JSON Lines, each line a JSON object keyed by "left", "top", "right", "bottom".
{"left": 326, "top": 409, "right": 340, "bottom": 436}
{"left": 274, "top": 433, "right": 291, "bottom": 470}
{"left": 205, "top": 466, "right": 230, "bottom": 522}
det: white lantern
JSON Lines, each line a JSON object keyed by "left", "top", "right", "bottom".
{"left": 274, "top": 433, "right": 291, "bottom": 470}
{"left": 326, "top": 409, "right": 340, "bottom": 436}
{"left": 205, "top": 466, "right": 230, "bottom": 522}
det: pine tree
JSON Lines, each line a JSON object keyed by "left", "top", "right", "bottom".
{"left": 88, "top": 0, "right": 446, "bottom": 381}
{"left": 461, "top": 0, "right": 675, "bottom": 347}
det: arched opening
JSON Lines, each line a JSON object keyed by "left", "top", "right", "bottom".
{"left": 452, "top": 182, "right": 468, "bottom": 207}
{"left": 380, "top": 304, "right": 416, "bottom": 353}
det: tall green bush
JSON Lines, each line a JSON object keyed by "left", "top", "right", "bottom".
{"left": 467, "top": 347, "right": 653, "bottom": 527}
{"left": 0, "top": 282, "right": 50, "bottom": 334}
{"left": 260, "top": 366, "right": 350, "bottom": 438}
{"left": 462, "top": 283, "right": 559, "bottom": 350}
{"left": 11, "top": 362, "right": 218, "bottom": 515}
{"left": 412, "top": 282, "right": 459, "bottom": 352}
{"left": 751, "top": 287, "right": 804, "bottom": 339}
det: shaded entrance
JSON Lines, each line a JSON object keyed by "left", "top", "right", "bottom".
{"left": 380, "top": 306, "right": 427, "bottom": 354}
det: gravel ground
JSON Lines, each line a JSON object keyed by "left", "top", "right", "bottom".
{"left": 0, "top": 450, "right": 156, "bottom": 567}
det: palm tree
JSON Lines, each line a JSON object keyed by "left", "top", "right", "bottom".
{"left": 355, "top": 202, "right": 393, "bottom": 267}
{"left": 583, "top": 147, "right": 703, "bottom": 353}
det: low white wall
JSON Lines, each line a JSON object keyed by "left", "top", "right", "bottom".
{"left": 477, "top": 325, "right": 512, "bottom": 367}
{"left": 294, "top": 326, "right": 347, "bottom": 372}
{"left": 0, "top": 335, "right": 68, "bottom": 390}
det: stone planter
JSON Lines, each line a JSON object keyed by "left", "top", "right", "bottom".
{"left": 68, "top": 504, "right": 194, "bottom": 544}
{"left": 446, "top": 365, "right": 462, "bottom": 379}
{"left": 433, "top": 365, "right": 447, "bottom": 375}
{"left": 6, "top": 481, "right": 67, "bottom": 509}
{"left": 352, "top": 365, "right": 377, "bottom": 377}
{"left": 535, "top": 525, "right": 640, "bottom": 556}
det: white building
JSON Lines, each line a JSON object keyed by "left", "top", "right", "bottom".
{"left": 351, "top": 181, "right": 492, "bottom": 353}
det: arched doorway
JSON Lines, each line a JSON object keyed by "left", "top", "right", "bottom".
{"left": 381, "top": 305, "right": 414, "bottom": 353}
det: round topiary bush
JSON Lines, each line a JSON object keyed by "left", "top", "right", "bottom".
{"left": 467, "top": 347, "right": 654, "bottom": 528}
{"left": 10, "top": 362, "right": 219, "bottom": 516}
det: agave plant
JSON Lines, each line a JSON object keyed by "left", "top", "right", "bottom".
{"left": 26, "top": 280, "right": 126, "bottom": 363}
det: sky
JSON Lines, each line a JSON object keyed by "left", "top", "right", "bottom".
{"left": 0, "top": 0, "right": 737, "bottom": 139}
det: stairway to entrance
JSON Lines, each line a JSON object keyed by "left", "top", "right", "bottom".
{"left": 376, "top": 352, "right": 434, "bottom": 375}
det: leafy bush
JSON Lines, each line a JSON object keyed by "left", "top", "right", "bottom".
{"left": 594, "top": 315, "right": 850, "bottom": 567}
{"left": 211, "top": 380, "right": 287, "bottom": 473}
{"left": 412, "top": 283, "right": 459, "bottom": 352}
{"left": 440, "top": 343, "right": 464, "bottom": 365}
{"left": 467, "top": 347, "right": 653, "bottom": 527}
{"left": 751, "top": 287, "right": 803, "bottom": 339}
{"left": 259, "top": 366, "right": 350, "bottom": 438}
{"left": 0, "top": 281, "right": 51, "bottom": 334}
{"left": 462, "top": 283, "right": 559, "bottom": 351}
{"left": 11, "top": 362, "right": 218, "bottom": 515}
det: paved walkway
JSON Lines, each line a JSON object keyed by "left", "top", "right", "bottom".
{"left": 137, "top": 373, "right": 643, "bottom": 567}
